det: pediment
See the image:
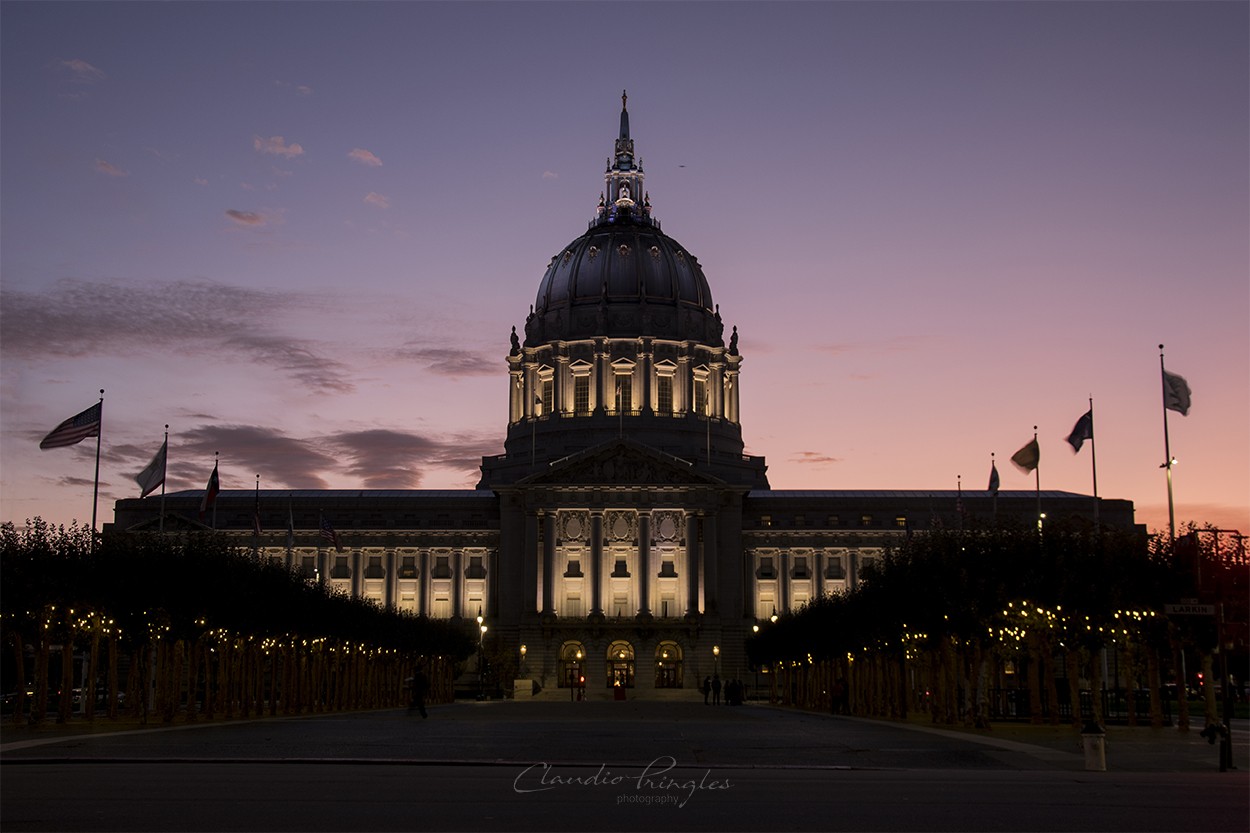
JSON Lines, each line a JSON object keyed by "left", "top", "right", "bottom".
{"left": 520, "top": 439, "right": 724, "bottom": 488}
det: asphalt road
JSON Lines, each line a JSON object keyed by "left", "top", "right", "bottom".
{"left": 2, "top": 701, "right": 1247, "bottom": 832}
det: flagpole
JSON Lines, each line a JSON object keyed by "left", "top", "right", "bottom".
{"left": 1159, "top": 344, "right": 1176, "bottom": 547}
{"left": 1088, "top": 397, "right": 1099, "bottom": 527}
{"left": 212, "top": 451, "right": 219, "bottom": 531}
{"left": 1032, "top": 425, "right": 1040, "bottom": 527}
{"left": 90, "top": 389, "right": 104, "bottom": 549}
{"left": 159, "top": 424, "right": 168, "bottom": 534}
{"left": 991, "top": 452, "right": 998, "bottom": 522}
{"left": 254, "top": 473, "right": 261, "bottom": 551}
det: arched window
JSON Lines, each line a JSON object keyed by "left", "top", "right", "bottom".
{"left": 606, "top": 640, "right": 635, "bottom": 689}
{"left": 559, "top": 641, "right": 586, "bottom": 689}
{"left": 655, "top": 641, "right": 683, "bottom": 689}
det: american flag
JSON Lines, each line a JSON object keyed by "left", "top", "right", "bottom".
{"left": 320, "top": 513, "right": 343, "bottom": 553}
{"left": 39, "top": 402, "right": 102, "bottom": 450}
{"left": 199, "top": 462, "right": 220, "bottom": 517}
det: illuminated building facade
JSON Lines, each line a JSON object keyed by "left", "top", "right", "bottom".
{"left": 111, "top": 96, "right": 1135, "bottom": 696}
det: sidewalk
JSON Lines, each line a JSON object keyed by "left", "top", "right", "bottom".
{"left": 882, "top": 713, "right": 1250, "bottom": 773}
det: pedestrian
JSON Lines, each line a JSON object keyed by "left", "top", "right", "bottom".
{"left": 712, "top": 673, "right": 722, "bottom": 706}
{"left": 409, "top": 667, "right": 429, "bottom": 718}
{"left": 702, "top": 675, "right": 711, "bottom": 705}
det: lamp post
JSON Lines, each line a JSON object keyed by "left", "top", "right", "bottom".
{"left": 476, "top": 607, "right": 487, "bottom": 701}
{"left": 713, "top": 644, "right": 720, "bottom": 677}
{"left": 751, "top": 624, "right": 760, "bottom": 701}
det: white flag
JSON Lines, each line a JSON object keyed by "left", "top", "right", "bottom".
{"left": 135, "top": 439, "right": 167, "bottom": 498}
{"left": 1163, "top": 370, "right": 1191, "bottom": 416}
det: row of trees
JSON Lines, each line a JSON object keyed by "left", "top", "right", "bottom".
{"left": 747, "top": 517, "right": 1247, "bottom": 730}
{"left": 1, "top": 519, "right": 475, "bottom": 725}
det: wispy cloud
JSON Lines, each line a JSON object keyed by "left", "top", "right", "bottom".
{"left": 790, "top": 451, "right": 841, "bottom": 465}
{"left": 253, "top": 135, "right": 304, "bottom": 158}
{"left": 363, "top": 192, "right": 390, "bottom": 209}
{"left": 0, "top": 278, "right": 355, "bottom": 392}
{"left": 194, "top": 177, "right": 209, "bottom": 186}
{"left": 297, "top": 85, "right": 313, "bottom": 97}
{"left": 348, "top": 148, "right": 383, "bottom": 167}
{"left": 391, "top": 344, "right": 498, "bottom": 377}
{"left": 225, "top": 209, "right": 267, "bottom": 227}
{"left": 95, "top": 159, "right": 128, "bottom": 177}
{"left": 60, "top": 59, "right": 105, "bottom": 83}
{"left": 542, "top": 170, "right": 559, "bottom": 180}
{"left": 817, "top": 335, "right": 933, "bottom": 357}
{"left": 176, "top": 425, "right": 337, "bottom": 490}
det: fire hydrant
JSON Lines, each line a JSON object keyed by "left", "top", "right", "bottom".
{"left": 1080, "top": 722, "right": 1106, "bottom": 771}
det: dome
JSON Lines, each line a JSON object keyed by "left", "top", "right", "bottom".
{"left": 521, "top": 91, "right": 724, "bottom": 348}
{"left": 525, "top": 218, "right": 722, "bottom": 345}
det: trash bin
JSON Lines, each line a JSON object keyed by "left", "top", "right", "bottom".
{"left": 1080, "top": 722, "right": 1106, "bottom": 771}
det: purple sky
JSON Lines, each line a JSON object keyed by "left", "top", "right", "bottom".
{"left": 2, "top": 2, "right": 1247, "bottom": 535}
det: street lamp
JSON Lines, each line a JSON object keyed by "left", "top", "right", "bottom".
{"left": 770, "top": 607, "right": 778, "bottom": 624}
{"left": 713, "top": 644, "right": 720, "bottom": 677}
{"left": 476, "top": 607, "right": 487, "bottom": 701}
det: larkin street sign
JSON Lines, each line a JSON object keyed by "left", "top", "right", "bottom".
{"left": 1164, "top": 602, "right": 1216, "bottom": 616}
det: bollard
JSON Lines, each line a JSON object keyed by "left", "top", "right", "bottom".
{"left": 1080, "top": 722, "right": 1106, "bottom": 771}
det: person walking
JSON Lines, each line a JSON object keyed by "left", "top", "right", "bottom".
{"left": 712, "top": 673, "right": 722, "bottom": 706}
{"left": 702, "top": 676, "right": 711, "bottom": 705}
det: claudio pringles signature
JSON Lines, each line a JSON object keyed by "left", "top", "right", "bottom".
{"left": 513, "top": 756, "right": 732, "bottom": 808}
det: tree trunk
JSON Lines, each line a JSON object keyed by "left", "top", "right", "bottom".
{"left": 32, "top": 624, "right": 50, "bottom": 726}
{"left": 9, "top": 629, "right": 28, "bottom": 725}
{"left": 1147, "top": 646, "right": 1164, "bottom": 729}
{"left": 1172, "top": 638, "right": 1189, "bottom": 732}
{"left": 1089, "top": 647, "right": 1105, "bottom": 727}
{"left": 1124, "top": 638, "right": 1138, "bottom": 727}
{"left": 1065, "top": 649, "right": 1083, "bottom": 728}
{"left": 107, "top": 634, "right": 119, "bottom": 720}
{"left": 85, "top": 626, "right": 101, "bottom": 722}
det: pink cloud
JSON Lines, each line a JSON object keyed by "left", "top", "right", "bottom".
{"left": 363, "top": 192, "right": 390, "bottom": 209}
{"left": 348, "top": 148, "right": 383, "bottom": 167}
{"left": 61, "top": 59, "right": 105, "bottom": 82}
{"left": 94, "top": 159, "right": 128, "bottom": 177}
{"left": 225, "top": 209, "right": 266, "bottom": 227}
{"left": 253, "top": 135, "right": 304, "bottom": 158}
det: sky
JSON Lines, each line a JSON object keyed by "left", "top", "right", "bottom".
{"left": 2, "top": 1, "right": 1247, "bottom": 537}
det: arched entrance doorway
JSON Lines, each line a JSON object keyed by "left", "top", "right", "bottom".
{"left": 606, "top": 640, "right": 635, "bottom": 689}
{"left": 655, "top": 641, "right": 683, "bottom": 688}
{"left": 559, "top": 641, "right": 585, "bottom": 689}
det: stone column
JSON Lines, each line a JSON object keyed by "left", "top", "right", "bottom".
{"left": 523, "top": 513, "right": 539, "bottom": 614}
{"left": 509, "top": 368, "right": 524, "bottom": 423}
{"left": 814, "top": 550, "right": 825, "bottom": 599}
{"left": 385, "top": 550, "right": 397, "bottom": 608}
{"left": 743, "top": 548, "right": 755, "bottom": 618}
{"left": 639, "top": 340, "right": 653, "bottom": 415}
{"left": 590, "top": 511, "right": 604, "bottom": 616}
{"left": 350, "top": 550, "right": 363, "bottom": 598}
{"left": 419, "top": 549, "right": 431, "bottom": 616}
{"left": 542, "top": 511, "right": 557, "bottom": 615}
{"left": 685, "top": 512, "right": 699, "bottom": 615}
{"left": 556, "top": 355, "right": 568, "bottom": 415}
{"left": 711, "top": 361, "right": 724, "bottom": 418}
{"left": 594, "top": 342, "right": 607, "bottom": 414}
{"left": 637, "top": 511, "right": 651, "bottom": 617}
{"left": 487, "top": 548, "right": 499, "bottom": 619}
{"left": 778, "top": 550, "right": 790, "bottom": 613}
{"left": 452, "top": 549, "right": 464, "bottom": 619}
{"left": 678, "top": 355, "right": 692, "bottom": 414}
{"left": 703, "top": 513, "right": 718, "bottom": 614}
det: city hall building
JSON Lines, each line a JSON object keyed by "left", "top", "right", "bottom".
{"left": 110, "top": 97, "right": 1135, "bottom": 696}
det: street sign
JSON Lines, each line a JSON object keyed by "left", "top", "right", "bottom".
{"left": 1164, "top": 603, "right": 1216, "bottom": 616}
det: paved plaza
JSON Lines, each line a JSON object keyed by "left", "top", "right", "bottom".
{"left": 2, "top": 700, "right": 1247, "bottom": 831}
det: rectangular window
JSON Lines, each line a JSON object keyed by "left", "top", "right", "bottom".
{"left": 693, "top": 378, "right": 707, "bottom": 415}
{"left": 860, "top": 514, "right": 873, "bottom": 527}
{"left": 467, "top": 555, "right": 486, "bottom": 579}
{"left": 564, "top": 557, "right": 583, "bottom": 577}
{"left": 793, "top": 556, "right": 809, "bottom": 579}
{"left": 825, "top": 556, "right": 845, "bottom": 580}
{"left": 433, "top": 555, "right": 451, "bottom": 579}
{"left": 828, "top": 515, "right": 840, "bottom": 527}
{"left": 760, "top": 515, "right": 772, "bottom": 528}
{"left": 541, "top": 379, "right": 553, "bottom": 415}
{"left": 656, "top": 375, "right": 673, "bottom": 415}
{"left": 400, "top": 555, "right": 417, "bottom": 579}
{"left": 612, "top": 558, "right": 630, "bottom": 577}
{"left": 758, "top": 556, "right": 776, "bottom": 579}
{"left": 614, "top": 374, "right": 632, "bottom": 413}
{"left": 574, "top": 375, "right": 590, "bottom": 415}
{"left": 895, "top": 515, "right": 908, "bottom": 529}
{"left": 794, "top": 514, "right": 805, "bottom": 527}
